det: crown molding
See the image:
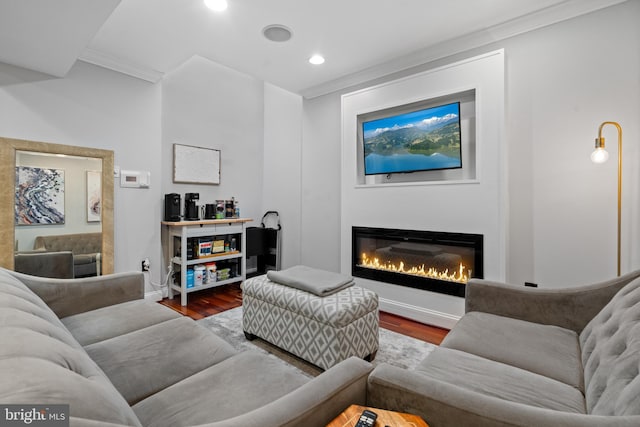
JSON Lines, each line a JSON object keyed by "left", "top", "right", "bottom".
{"left": 300, "top": 0, "right": 628, "bottom": 99}
{"left": 79, "top": 47, "right": 163, "bottom": 83}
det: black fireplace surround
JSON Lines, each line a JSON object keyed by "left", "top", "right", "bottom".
{"left": 352, "top": 226, "right": 483, "bottom": 297}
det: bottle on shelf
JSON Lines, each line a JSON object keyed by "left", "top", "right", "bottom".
{"left": 186, "top": 269, "right": 194, "bottom": 288}
{"left": 194, "top": 265, "right": 205, "bottom": 286}
{"left": 206, "top": 262, "right": 217, "bottom": 283}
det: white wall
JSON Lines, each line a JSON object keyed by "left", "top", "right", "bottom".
{"left": 1, "top": 54, "right": 303, "bottom": 297}
{"left": 511, "top": 3, "right": 640, "bottom": 286}
{"left": 0, "top": 61, "right": 162, "bottom": 290}
{"left": 340, "top": 51, "right": 505, "bottom": 328}
{"left": 262, "top": 83, "right": 303, "bottom": 268}
{"left": 301, "top": 1, "right": 640, "bottom": 325}
{"left": 161, "top": 56, "right": 265, "bottom": 226}
{"left": 161, "top": 57, "right": 305, "bottom": 273}
{"left": 300, "top": 94, "right": 343, "bottom": 270}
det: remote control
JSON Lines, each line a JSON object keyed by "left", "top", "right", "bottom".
{"left": 354, "top": 409, "right": 377, "bottom": 427}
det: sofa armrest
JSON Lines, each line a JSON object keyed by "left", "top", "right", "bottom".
{"left": 465, "top": 269, "right": 640, "bottom": 333}
{"left": 367, "top": 363, "right": 640, "bottom": 427}
{"left": 14, "top": 250, "right": 74, "bottom": 279}
{"left": 8, "top": 270, "right": 144, "bottom": 318}
{"left": 203, "top": 357, "right": 373, "bottom": 427}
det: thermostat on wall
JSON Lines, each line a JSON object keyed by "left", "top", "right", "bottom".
{"left": 120, "top": 170, "right": 150, "bottom": 188}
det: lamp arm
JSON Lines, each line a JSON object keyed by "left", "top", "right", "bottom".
{"left": 597, "top": 121, "right": 622, "bottom": 140}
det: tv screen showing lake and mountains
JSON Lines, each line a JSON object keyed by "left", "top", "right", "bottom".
{"left": 362, "top": 102, "right": 462, "bottom": 175}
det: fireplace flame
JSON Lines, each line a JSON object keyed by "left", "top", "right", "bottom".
{"left": 359, "top": 253, "right": 470, "bottom": 284}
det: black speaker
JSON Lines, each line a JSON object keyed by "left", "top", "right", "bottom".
{"left": 164, "top": 193, "right": 181, "bottom": 221}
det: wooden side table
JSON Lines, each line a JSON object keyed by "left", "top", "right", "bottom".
{"left": 327, "top": 404, "right": 428, "bottom": 427}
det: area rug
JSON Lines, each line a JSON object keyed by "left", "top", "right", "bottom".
{"left": 198, "top": 307, "right": 436, "bottom": 377}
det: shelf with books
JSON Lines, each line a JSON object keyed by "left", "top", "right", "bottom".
{"left": 162, "top": 218, "right": 251, "bottom": 306}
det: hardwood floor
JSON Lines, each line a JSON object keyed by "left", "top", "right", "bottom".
{"left": 379, "top": 310, "right": 448, "bottom": 345}
{"left": 159, "top": 283, "right": 243, "bottom": 320}
{"left": 158, "top": 282, "right": 449, "bottom": 345}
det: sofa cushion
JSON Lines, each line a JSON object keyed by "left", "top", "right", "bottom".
{"left": 0, "top": 325, "right": 141, "bottom": 426}
{"left": 85, "top": 317, "right": 237, "bottom": 405}
{"left": 74, "top": 253, "right": 98, "bottom": 265}
{"left": 0, "top": 267, "right": 42, "bottom": 296}
{"left": 580, "top": 277, "right": 640, "bottom": 415}
{"left": 61, "top": 299, "right": 181, "bottom": 346}
{"left": 416, "top": 347, "right": 586, "bottom": 414}
{"left": 0, "top": 278, "right": 78, "bottom": 348}
{"left": 0, "top": 274, "right": 62, "bottom": 315}
{"left": 0, "top": 327, "right": 104, "bottom": 377}
{"left": 0, "top": 289, "right": 64, "bottom": 326}
{"left": 0, "top": 307, "right": 81, "bottom": 349}
{"left": 441, "top": 311, "right": 583, "bottom": 392}
{"left": 133, "top": 351, "right": 310, "bottom": 427}
{"left": 0, "top": 358, "right": 141, "bottom": 426}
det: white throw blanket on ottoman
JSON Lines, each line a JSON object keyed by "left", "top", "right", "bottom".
{"left": 242, "top": 266, "right": 379, "bottom": 370}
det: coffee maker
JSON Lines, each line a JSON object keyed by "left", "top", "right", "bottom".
{"left": 163, "top": 193, "right": 181, "bottom": 221}
{"left": 203, "top": 204, "right": 216, "bottom": 219}
{"left": 184, "top": 193, "right": 199, "bottom": 220}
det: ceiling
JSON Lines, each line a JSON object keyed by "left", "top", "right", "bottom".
{"left": 0, "top": 0, "right": 626, "bottom": 98}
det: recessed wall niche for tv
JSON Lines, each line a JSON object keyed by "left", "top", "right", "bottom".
{"left": 357, "top": 89, "right": 476, "bottom": 185}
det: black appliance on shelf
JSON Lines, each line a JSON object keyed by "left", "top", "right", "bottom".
{"left": 203, "top": 204, "right": 216, "bottom": 219}
{"left": 184, "top": 193, "right": 199, "bottom": 221}
{"left": 164, "top": 193, "right": 181, "bottom": 222}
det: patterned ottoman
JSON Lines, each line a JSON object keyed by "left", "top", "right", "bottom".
{"left": 241, "top": 274, "right": 379, "bottom": 370}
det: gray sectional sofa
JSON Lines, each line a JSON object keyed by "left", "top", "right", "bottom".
{"left": 7, "top": 260, "right": 640, "bottom": 427}
{"left": 367, "top": 270, "right": 640, "bottom": 426}
{"left": 34, "top": 232, "right": 102, "bottom": 277}
{"left": 0, "top": 267, "right": 373, "bottom": 427}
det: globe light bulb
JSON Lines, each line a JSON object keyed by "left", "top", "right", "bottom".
{"left": 590, "top": 147, "right": 609, "bottom": 164}
{"left": 204, "top": 0, "right": 227, "bottom": 12}
{"left": 309, "top": 54, "right": 325, "bottom": 65}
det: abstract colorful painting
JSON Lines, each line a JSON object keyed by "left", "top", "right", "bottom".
{"left": 15, "top": 166, "right": 65, "bottom": 225}
{"left": 86, "top": 170, "right": 101, "bottom": 222}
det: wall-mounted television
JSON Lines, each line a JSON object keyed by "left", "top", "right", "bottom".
{"left": 362, "top": 101, "right": 462, "bottom": 176}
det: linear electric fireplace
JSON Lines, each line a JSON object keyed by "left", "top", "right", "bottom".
{"left": 352, "top": 226, "right": 483, "bottom": 297}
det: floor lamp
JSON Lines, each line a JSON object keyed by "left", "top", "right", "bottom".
{"left": 590, "top": 121, "right": 623, "bottom": 276}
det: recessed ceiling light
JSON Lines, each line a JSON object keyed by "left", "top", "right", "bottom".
{"left": 262, "top": 25, "right": 293, "bottom": 42}
{"left": 204, "top": 0, "right": 227, "bottom": 12}
{"left": 309, "top": 54, "right": 325, "bottom": 65}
